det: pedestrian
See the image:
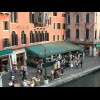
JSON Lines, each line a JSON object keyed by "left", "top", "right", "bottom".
{"left": 22, "top": 67, "right": 27, "bottom": 81}
{"left": 20, "top": 65, "right": 23, "bottom": 76}
{"left": 80, "top": 60, "right": 83, "bottom": 68}
{"left": 76, "top": 60, "right": 79, "bottom": 69}
{"left": 10, "top": 69, "right": 14, "bottom": 81}
{"left": 61, "top": 66, "right": 64, "bottom": 75}
{"left": 70, "top": 60, "right": 73, "bottom": 70}
{"left": 25, "top": 66, "right": 28, "bottom": 75}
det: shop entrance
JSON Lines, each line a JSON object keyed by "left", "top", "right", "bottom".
{"left": 0, "top": 56, "right": 9, "bottom": 72}
{"left": 16, "top": 53, "right": 25, "bottom": 66}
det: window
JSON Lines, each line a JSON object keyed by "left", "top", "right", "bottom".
{"left": 38, "top": 31, "right": 41, "bottom": 42}
{"left": 57, "top": 35, "right": 59, "bottom": 41}
{"left": 46, "top": 33, "right": 49, "bottom": 41}
{"left": 66, "top": 29, "right": 70, "bottom": 38}
{"left": 45, "top": 31, "right": 48, "bottom": 41}
{"left": 53, "top": 23, "right": 56, "bottom": 29}
{"left": 42, "top": 31, "right": 45, "bottom": 41}
{"left": 21, "top": 30, "right": 26, "bottom": 44}
{"left": 35, "top": 31, "right": 39, "bottom": 42}
{"left": 53, "top": 35, "right": 56, "bottom": 41}
{"left": 40, "top": 32, "right": 42, "bottom": 42}
{"left": 29, "top": 12, "right": 34, "bottom": 23}
{"left": 63, "top": 23, "right": 66, "bottom": 29}
{"left": 30, "top": 31, "right": 34, "bottom": 43}
{"left": 11, "top": 31, "right": 18, "bottom": 46}
{"left": 57, "top": 23, "right": 60, "bottom": 29}
{"left": 62, "top": 35, "right": 64, "bottom": 40}
{"left": 3, "top": 38, "right": 10, "bottom": 48}
{"left": 95, "top": 30, "right": 97, "bottom": 39}
{"left": 49, "top": 17, "right": 52, "bottom": 25}
{"left": 3, "top": 21, "right": 9, "bottom": 30}
{"left": 67, "top": 15, "right": 70, "bottom": 24}
{"left": 62, "top": 12, "right": 66, "bottom": 17}
{"left": 76, "top": 14, "right": 79, "bottom": 23}
{"left": 86, "top": 29, "right": 89, "bottom": 39}
{"left": 53, "top": 12, "right": 57, "bottom": 16}
{"left": 86, "top": 13, "right": 89, "bottom": 23}
{"left": 11, "top": 12, "right": 18, "bottom": 23}
{"left": 76, "top": 29, "right": 79, "bottom": 38}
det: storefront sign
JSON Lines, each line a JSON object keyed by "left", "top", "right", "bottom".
{"left": 16, "top": 25, "right": 29, "bottom": 29}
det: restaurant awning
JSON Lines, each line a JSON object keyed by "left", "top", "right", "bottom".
{"left": 96, "top": 42, "right": 100, "bottom": 47}
{"left": 25, "top": 41, "right": 83, "bottom": 58}
{"left": 0, "top": 49, "right": 13, "bottom": 56}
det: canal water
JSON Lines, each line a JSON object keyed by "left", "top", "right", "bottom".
{"left": 56, "top": 69, "right": 100, "bottom": 87}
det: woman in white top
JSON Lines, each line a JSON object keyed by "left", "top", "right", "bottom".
{"left": 70, "top": 60, "right": 73, "bottom": 70}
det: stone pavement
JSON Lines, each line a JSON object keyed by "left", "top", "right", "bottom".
{"left": 2, "top": 56, "right": 100, "bottom": 87}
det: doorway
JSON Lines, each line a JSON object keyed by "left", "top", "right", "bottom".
{"left": 16, "top": 53, "right": 25, "bottom": 66}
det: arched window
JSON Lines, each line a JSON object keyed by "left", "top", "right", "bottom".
{"left": 21, "top": 30, "right": 26, "bottom": 44}
{"left": 35, "top": 31, "right": 38, "bottom": 42}
{"left": 11, "top": 31, "right": 18, "bottom": 46}
{"left": 40, "top": 31, "right": 42, "bottom": 42}
{"left": 47, "top": 33, "right": 49, "bottom": 41}
{"left": 30, "top": 31, "right": 34, "bottom": 43}
{"left": 38, "top": 31, "right": 40, "bottom": 42}
{"left": 45, "top": 31, "right": 48, "bottom": 41}
{"left": 42, "top": 31, "right": 45, "bottom": 41}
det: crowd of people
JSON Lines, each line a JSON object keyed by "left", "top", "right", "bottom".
{"left": 8, "top": 51, "right": 84, "bottom": 87}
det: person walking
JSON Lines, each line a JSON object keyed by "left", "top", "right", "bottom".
{"left": 22, "top": 67, "right": 27, "bottom": 81}
{"left": 10, "top": 69, "right": 14, "bottom": 81}
{"left": 61, "top": 66, "right": 64, "bottom": 75}
{"left": 76, "top": 60, "right": 79, "bottom": 69}
{"left": 80, "top": 60, "right": 83, "bottom": 68}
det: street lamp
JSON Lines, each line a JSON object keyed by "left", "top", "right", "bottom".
{"left": 44, "top": 47, "right": 49, "bottom": 85}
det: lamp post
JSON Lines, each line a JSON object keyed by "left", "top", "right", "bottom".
{"left": 44, "top": 47, "right": 49, "bottom": 85}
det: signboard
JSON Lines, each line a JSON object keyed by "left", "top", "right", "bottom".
{"left": 16, "top": 25, "right": 29, "bottom": 29}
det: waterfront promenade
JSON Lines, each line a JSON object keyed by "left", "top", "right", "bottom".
{"left": 2, "top": 56, "right": 100, "bottom": 87}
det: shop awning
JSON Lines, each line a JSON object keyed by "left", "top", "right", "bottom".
{"left": 0, "top": 49, "right": 13, "bottom": 56}
{"left": 26, "top": 41, "right": 83, "bottom": 58}
{"left": 96, "top": 42, "right": 100, "bottom": 47}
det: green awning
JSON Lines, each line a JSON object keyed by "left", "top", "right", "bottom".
{"left": 26, "top": 41, "right": 83, "bottom": 58}
{"left": 97, "top": 42, "right": 100, "bottom": 47}
{"left": 0, "top": 49, "right": 13, "bottom": 56}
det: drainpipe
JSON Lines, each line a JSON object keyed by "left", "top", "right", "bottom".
{"left": 8, "top": 12, "right": 12, "bottom": 70}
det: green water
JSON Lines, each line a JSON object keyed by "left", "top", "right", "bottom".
{"left": 56, "top": 69, "right": 100, "bottom": 87}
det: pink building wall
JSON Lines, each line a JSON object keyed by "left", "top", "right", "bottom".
{"left": 66, "top": 12, "right": 95, "bottom": 44}
{"left": 10, "top": 12, "right": 66, "bottom": 50}
{"left": 0, "top": 13, "right": 10, "bottom": 50}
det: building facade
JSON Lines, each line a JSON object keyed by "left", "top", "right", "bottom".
{"left": 66, "top": 12, "right": 100, "bottom": 56}
{"left": 0, "top": 12, "right": 66, "bottom": 72}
